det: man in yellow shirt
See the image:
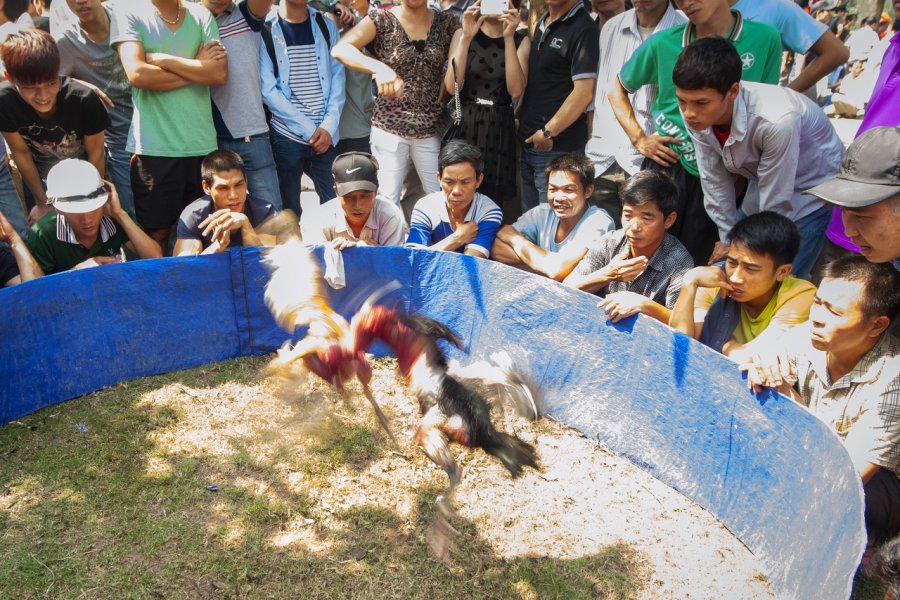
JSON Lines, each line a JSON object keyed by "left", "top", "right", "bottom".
{"left": 670, "top": 211, "right": 816, "bottom": 363}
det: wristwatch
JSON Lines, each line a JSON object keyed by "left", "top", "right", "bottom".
{"left": 541, "top": 126, "right": 554, "bottom": 140}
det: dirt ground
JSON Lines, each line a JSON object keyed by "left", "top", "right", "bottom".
{"left": 141, "top": 357, "right": 773, "bottom": 599}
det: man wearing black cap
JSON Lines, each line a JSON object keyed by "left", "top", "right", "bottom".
{"left": 300, "top": 152, "right": 406, "bottom": 248}
{"left": 806, "top": 126, "right": 900, "bottom": 271}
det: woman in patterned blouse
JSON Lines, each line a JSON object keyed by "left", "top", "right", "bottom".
{"left": 333, "top": 0, "right": 459, "bottom": 208}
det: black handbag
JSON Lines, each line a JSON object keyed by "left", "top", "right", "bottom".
{"left": 440, "top": 58, "right": 465, "bottom": 143}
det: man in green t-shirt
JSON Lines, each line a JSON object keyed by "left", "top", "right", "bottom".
{"left": 111, "top": 0, "right": 227, "bottom": 254}
{"left": 27, "top": 159, "right": 161, "bottom": 275}
{"left": 609, "top": 0, "right": 781, "bottom": 266}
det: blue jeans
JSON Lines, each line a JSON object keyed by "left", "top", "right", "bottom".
{"left": 0, "top": 162, "right": 27, "bottom": 238}
{"left": 106, "top": 146, "right": 134, "bottom": 216}
{"left": 792, "top": 205, "right": 832, "bottom": 280}
{"left": 270, "top": 129, "right": 337, "bottom": 215}
{"left": 520, "top": 145, "right": 573, "bottom": 213}
{"left": 219, "top": 133, "right": 283, "bottom": 210}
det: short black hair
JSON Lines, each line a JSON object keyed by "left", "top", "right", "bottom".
{"left": 1, "top": 0, "right": 28, "bottom": 21}
{"left": 438, "top": 140, "right": 484, "bottom": 176}
{"left": 619, "top": 170, "right": 678, "bottom": 218}
{"left": 892, "top": 18, "right": 900, "bottom": 33}
{"left": 865, "top": 16, "right": 879, "bottom": 26}
{"left": 821, "top": 256, "right": 900, "bottom": 320}
{"left": 727, "top": 211, "right": 800, "bottom": 268}
{"left": 201, "top": 149, "right": 246, "bottom": 185}
{"left": 545, "top": 153, "right": 594, "bottom": 191}
{"left": 672, "top": 37, "right": 742, "bottom": 94}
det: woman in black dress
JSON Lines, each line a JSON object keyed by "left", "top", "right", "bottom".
{"left": 443, "top": 2, "right": 530, "bottom": 218}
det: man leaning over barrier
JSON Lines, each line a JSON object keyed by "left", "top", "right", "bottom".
{"left": 26, "top": 159, "right": 162, "bottom": 275}
{"left": 669, "top": 211, "right": 816, "bottom": 364}
{"left": 742, "top": 256, "right": 900, "bottom": 570}
{"left": 564, "top": 170, "right": 693, "bottom": 325}
{"left": 491, "top": 154, "right": 614, "bottom": 281}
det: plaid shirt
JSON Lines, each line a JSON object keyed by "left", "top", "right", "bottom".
{"left": 786, "top": 326, "right": 900, "bottom": 474}
{"left": 572, "top": 229, "right": 694, "bottom": 309}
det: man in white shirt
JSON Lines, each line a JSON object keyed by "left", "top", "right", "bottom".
{"left": 846, "top": 17, "right": 881, "bottom": 63}
{"left": 585, "top": 0, "right": 685, "bottom": 226}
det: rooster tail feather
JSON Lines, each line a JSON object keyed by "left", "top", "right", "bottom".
{"left": 400, "top": 314, "right": 464, "bottom": 350}
{"left": 483, "top": 432, "right": 539, "bottom": 479}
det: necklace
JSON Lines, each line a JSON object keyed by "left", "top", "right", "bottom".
{"left": 155, "top": 1, "right": 182, "bottom": 26}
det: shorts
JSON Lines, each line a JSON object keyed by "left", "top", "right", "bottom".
{"left": 130, "top": 155, "right": 204, "bottom": 230}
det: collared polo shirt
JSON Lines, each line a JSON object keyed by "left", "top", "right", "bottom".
{"left": 572, "top": 229, "right": 694, "bottom": 308}
{"left": 784, "top": 325, "right": 900, "bottom": 474}
{"left": 406, "top": 191, "right": 503, "bottom": 258}
{"left": 586, "top": 5, "right": 686, "bottom": 176}
{"left": 519, "top": 2, "right": 599, "bottom": 152}
{"left": 212, "top": 0, "right": 269, "bottom": 139}
{"left": 176, "top": 194, "right": 275, "bottom": 249}
{"left": 513, "top": 204, "right": 613, "bottom": 253}
{"left": 619, "top": 11, "right": 781, "bottom": 176}
{"left": 27, "top": 212, "right": 130, "bottom": 275}
{"left": 301, "top": 196, "right": 406, "bottom": 246}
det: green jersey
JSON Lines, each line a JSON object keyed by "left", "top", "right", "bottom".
{"left": 619, "top": 11, "right": 781, "bottom": 176}
{"left": 111, "top": 2, "right": 220, "bottom": 157}
{"left": 28, "top": 212, "right": 131, "bottom": 275}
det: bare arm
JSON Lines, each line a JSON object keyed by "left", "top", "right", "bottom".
{"left": 669, "top": 267, "right": 732, "bottom": 339}
{"left": 84, "top": 132, "right": 106, "bottom": 179}
{"left": 173, "top": 238, "right": 203, "bottom": 256}
{"left": 146, "top": 41, "right": 228, "bottom": 86}
{"left": 0, "top": 210, "right": 43, "bottom": 284}
{"left": 104, "top": 184, "right": 163, "bottom": 259}
{"left": 501, "top": 9, "right": 526, "bottom": 99}
{"left": 117, "top": 40, "right": 192, "bottom": 90}
{"left": 332, "top": 16, "right": 405, "bottom": 98}
{"left": 246, "top": 0, "right": 274, "bottom": 19}
{"left": 525, "top": 78, "right": 594, "bottom": 146}
{"left": 496, "top": 226, "right": 587, "bottom": 281}
{"left": 788, "top": 30, "right": 849, "bottom": 93}
{"left": 609, "top": 78, "right": 680, "bottom": 167}
{"left": 2, "top": 131, "right": 49, "bottom": 223}
{"left": 443, "top": 10, "right": 481, "bottom": 95}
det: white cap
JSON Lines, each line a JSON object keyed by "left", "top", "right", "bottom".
{"left": 46, "top": 159, "right": 109, "bottom": 213}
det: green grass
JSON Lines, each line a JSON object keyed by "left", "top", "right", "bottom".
{"left": 0, "top": 356, "right": 647, "bottom": 599}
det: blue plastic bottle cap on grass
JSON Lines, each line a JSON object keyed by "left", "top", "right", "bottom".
{"left": 206, "top": 485, "right": 219, "bottom": 492}
{"left": 76, "top": 423, "right": 89, "bottom": 433}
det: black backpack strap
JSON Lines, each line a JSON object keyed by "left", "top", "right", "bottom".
{"left": 261, "top": 20, "right": 278, "bottom": 79}
{"left": 314, "top": 12, "right": 331, "bottom": 47}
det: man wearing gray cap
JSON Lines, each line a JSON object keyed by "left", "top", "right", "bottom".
{"left": 26, "top": 159, "right": 161, "bottom": 275}
{"left": 300, "top": 152, "right": 406, "bottom": 248}
{"left": 806, "top": 126, "right": 900, "bottom": 271}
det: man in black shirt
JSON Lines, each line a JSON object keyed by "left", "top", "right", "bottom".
{"left": 0, "top": 29, "right": 108, "bottom": 226}
{"left": 518, "top": 0, "right": 598, "bottom": 214}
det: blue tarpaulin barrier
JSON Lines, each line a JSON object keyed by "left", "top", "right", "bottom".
{"left": 0, "top": 245, "right": 864, "bottom": 598}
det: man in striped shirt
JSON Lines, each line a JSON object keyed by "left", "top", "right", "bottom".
{"left": 260, "top": 0, "right": 344, "bottom": 215}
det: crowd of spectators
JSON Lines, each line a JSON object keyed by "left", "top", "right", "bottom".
{"left": 0, "top": 0, "right": 898, "bottom": 580}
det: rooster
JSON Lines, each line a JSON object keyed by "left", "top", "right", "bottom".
{"left": 263, "top": 239, "right": 398, "bottom": 443}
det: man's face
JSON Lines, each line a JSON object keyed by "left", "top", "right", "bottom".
{"left": 632, "top": 0, "right": 668, "bottom": 16}
{"left": 591, "top": 0, "right": 624, "bottom": 14}
{"left": 841, "top": 194, "right": 900, "bottom": 264}
{"left": 621, "top": 200, "right": 674, "bottom": 255}
{"left": 849, "top": 61, "right": 864, "bottom": 77}
{"left": 546, "top": 170, "right": 589, "bottom": 220}
{"left": 724, "top": 241, "right": 790, "bottom": 304}
{"left": 59, "top": 206, "right": 103, "bottom": 238}
{"left": 203, "top": 169, "right": 248, "bottom": 213}
{"left": 12, "top": 78, "right": 60, "bottom": 116}
{"left": 438, "top": 162, "right": 483, "bottom": 212}
{"left": 808, "top": 278, "right": 877, "bottom": 351}
{"left": 674, "top": 0, "right": 722, "bottom": 25}
{"left": 201, "top": 0, "right": 233, "bottom": 15}
{"left": 65, "top": 0, "right": 103, "bottom": 24}
{"left": 816, "top": 9, "right": 831, "bottom": 23}
{"left": 676, "top": 84, "right": 737, "bottom": 131}
{"left": 339, "top": 189, "right": 376, "bottom": 227}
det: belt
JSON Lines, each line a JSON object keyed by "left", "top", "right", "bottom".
{"left": 220, "top": 132, "right": 270, "bottom": 143}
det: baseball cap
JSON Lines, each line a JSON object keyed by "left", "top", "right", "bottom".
{"left": 332, "top": 152, "right": 379, "bottom": 196}
{"left": 45, "top": 159, "right": 109, "bottom": 213}
{"left": 806, "top": 126, "right": 900, "bottom": 208}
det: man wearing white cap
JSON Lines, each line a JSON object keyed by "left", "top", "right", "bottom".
{"left": 300, "top": 152, "right": 406, "bottom": 249}
{"left": 806, "top": 126, "right": 900, "bottom": 271}
{"left": 26, "top": 159, "right": 161, "bottom": 274}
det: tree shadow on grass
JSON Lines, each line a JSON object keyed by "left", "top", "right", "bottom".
{"left": 0, "top": 358, "right": 647, "bottom": 599}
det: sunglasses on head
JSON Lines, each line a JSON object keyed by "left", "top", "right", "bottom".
{"left": 48, "top": 183, "right": 110, "bottom": 205}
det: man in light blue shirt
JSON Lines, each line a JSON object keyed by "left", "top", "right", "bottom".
{"left": 493, "top": 154, "right": 613, "bottom": 281}
{"left": 260, "top": 0, "right": 344, "bottom": 215}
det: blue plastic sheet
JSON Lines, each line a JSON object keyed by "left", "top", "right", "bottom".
{"left": 0, "top": 245, "right": 865, "bottom": 598}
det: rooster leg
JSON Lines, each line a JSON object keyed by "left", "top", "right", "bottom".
{"left": 415, "top": 409, "right": 462, "bottom": 490}
{"left": 360, "top": 381, "right": 399, "bottom": 447}
{"left": 417, "top": 416, "right": 461, "bottom": 565}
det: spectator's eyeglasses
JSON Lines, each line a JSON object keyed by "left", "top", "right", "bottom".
{"left": 49, "top": 183, "right": 110, "bottom": 204}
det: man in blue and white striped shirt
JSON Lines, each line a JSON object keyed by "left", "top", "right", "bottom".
{"left": 259, "top": 0, "right": 344, "bottom": 215}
